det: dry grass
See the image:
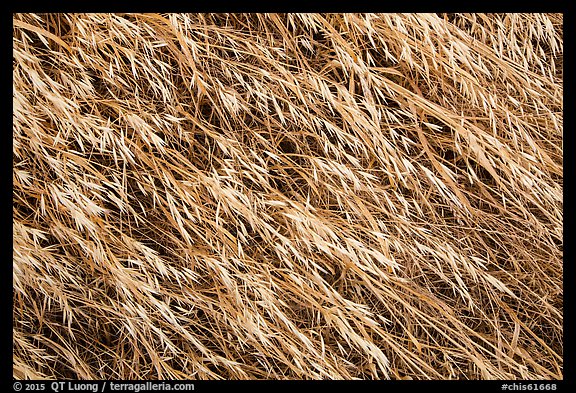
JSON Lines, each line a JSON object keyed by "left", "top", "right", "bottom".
{"left": 13, "top": 13, "right": 562, "bottom": 380}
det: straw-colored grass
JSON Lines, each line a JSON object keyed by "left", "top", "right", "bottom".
{"left": 13, "top": 13, "right": 562, "bottom": 380}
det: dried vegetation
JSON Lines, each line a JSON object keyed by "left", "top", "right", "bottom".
{"left": 13, "top": 13, "right": 563, "bottom": 379}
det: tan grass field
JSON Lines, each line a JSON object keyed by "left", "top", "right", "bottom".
{"left": 13, "top": 13, "right": 563, "bottom": 380}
